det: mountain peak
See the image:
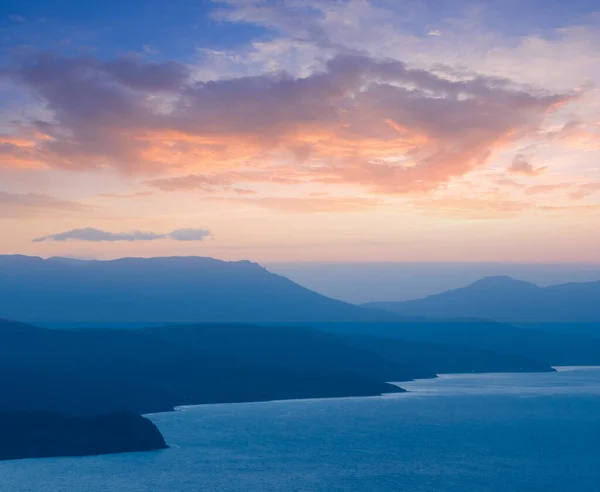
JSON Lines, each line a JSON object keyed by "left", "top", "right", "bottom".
{"left": 467, "top": 276, "right": 539, "bottom": 290}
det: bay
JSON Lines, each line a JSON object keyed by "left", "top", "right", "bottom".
{"left": 2, "top": 367, "right": 599, "bottom": 492}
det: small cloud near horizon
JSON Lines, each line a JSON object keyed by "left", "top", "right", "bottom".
{"left": 33, "top": 227, "right": 212, "bottom": 243}
{"left": 508, "top": 155, "right": 547, "bottom": 176}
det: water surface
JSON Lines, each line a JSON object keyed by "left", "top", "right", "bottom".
{"left": 2, "top": 367, "right": 599, "bottom": 492}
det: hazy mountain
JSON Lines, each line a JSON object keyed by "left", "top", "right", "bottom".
{"left": 0, "top": 255, "right": 394, "bottom": 324}
{"left": 317, "top": 320, "right": 600, "bottom": 367}
{"left": 147, "top": 324, "right": 555, "bottom": 379}
{"left": 365, "top": 276, "right": 600, "bottom": 323}
{"left": 338, "top": 333, "right": 553, "bottom": 375}
{"left": 268, "top": 262, "right": 600, "bottom": 304}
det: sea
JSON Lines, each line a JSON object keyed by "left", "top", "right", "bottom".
{"left": 2, "top": 367, "right": 599, "bottom": 492}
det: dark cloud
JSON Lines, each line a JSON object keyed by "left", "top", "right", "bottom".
{"left": 103, "top": 57, "right": 190, "bottom": 92}
{"left": 33, "top": 227, "right": 212, "bottom": 243}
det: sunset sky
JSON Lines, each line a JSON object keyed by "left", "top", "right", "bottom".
{"left": 1, "top": 0, "right": 600, "bottom": 262}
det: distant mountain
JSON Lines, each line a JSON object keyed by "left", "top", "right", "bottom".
{"left": 338, "top": 333, "right": 553, "bottom": 375}
{"left": 0, "top": 255, "right": 395, "bottom": 324}
{"left": 1, "top": 318, "right": 561, "bottom": 417}
{"left": 147, "top": 324, "right": 554, "bottom": 379}
{"left": 365, "top": 276, "right": 600, "bottom": 323}
{"left": 0, "top": 319, "right": 404, "bottom": 415}
{"left": 146, "top": 324, "right": 437, "bottom": 382}
{"left": 317, "top": 320, "right": 600, "bottom": 367}
{"left": 0, "top": 412, "right": 167, "bottom": 461}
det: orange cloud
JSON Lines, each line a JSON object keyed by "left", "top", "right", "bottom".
{"left": 0, "top": 136, "right": 37, "bottom": 147}
{"left": 4, "top": 53, "right": 571, "bottom": 194}
{"left": 213, "top": 196, "right": 382, "bottom": 213}
{"left": 0, "top": 134, "right": 48, "bottom": 168}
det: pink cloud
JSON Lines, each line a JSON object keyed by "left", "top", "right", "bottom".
{"left": 524, "top": 183, "right": 573, "bottom": 195}
{"left": 508, "top": 154, "right": 547, "bottom": 176}
{"left": 0, "top": 190, "right": 88, "bottom": 218}
{"left": 569, "top": 182, "right": 600, "bottom": 200}
{"left": 4, "top": 53, "right": 571, "bottom": 196}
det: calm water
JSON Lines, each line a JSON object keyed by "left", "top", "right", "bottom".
{"left": 3, "top": 367, "right": 600, "bottom": 492}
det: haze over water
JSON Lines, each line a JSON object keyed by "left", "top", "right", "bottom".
{"left": 3, "top": 367, "right": 599, "bottom": 492}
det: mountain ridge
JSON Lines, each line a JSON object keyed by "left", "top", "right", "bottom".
{"left": 0, "top": 254, "right": 396, "bottom": 324}
{"left": 365, "top": 275, "right": 600, "bottom": 323}
{"left": 0, "top": 318, "right": 406, "bottom": 415}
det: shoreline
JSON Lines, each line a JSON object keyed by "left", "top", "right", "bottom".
{"left": 145, "top": 366, "right": 600, "bottom": 416}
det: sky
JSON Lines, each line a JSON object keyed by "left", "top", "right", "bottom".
{"left": 1, "top": 0, "right": 600, "bottom": 263}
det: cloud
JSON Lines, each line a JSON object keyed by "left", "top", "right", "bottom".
{"left": 491, "top": 177, "right": 524, "bottom": 188}
{"left": 508, "top": 154, "right": 547, "bottom": 176}
{"left": 3, "top": 54, "right": 190, "bottom": 173}
{"left": 0, "top": 134, "right": 48, "bottom": 168}
{"left": 8, "top": 15, "right": 27, "bottom": 23}
{"left": 103, "top": 57, "right": 190, "bottom": 92}
{"left": 210, "top": 196, "right": 381, "bottom": 213}
{"left": 97, "top": 191, "right": 154, "bottom": 199}
{"left": 407, "top": 193, "right": 532, "bottom": 219}
{"left": 524, "top": 183, "right": 573, "bottom": 195}
{"left": 147, "top": 173, "right": 234, "bottom": 192}
{"left": 569, "top": 182, "right": 600, "bottom": 200}
{"left": 146, "top": 170, "right": 305, "bottom": 193}
{"left": 33, "top": 229, "right": 165, "bottom": 242}
{"left": 545, "top": 121, "right": 600, "bottom": 151}
{"left": 33, "top": 227, "right": 211, "bottom": 243}
{"left": 168, "top": 228, "right": 213, "bottom": 241}
{"left": 211, "top": 0, "right": 600, "bottom": 92}
{"left": 2, "top": 49, "right": 570, "bottom": 194}
{"left": 0, "top": 191, "right": 87, "bottom": 218}
{"left": 232, "top": 188, "right": 256, "bottom": 195}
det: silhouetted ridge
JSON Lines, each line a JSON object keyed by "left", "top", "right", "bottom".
{"left": 0, "top": 412, "right": 167, "bottom": 461}
{"left": 0, "top": 319, "right": 404, "bottom": 415}
{"left": 146, "top": 324, "right": 437, "bottom": 382}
